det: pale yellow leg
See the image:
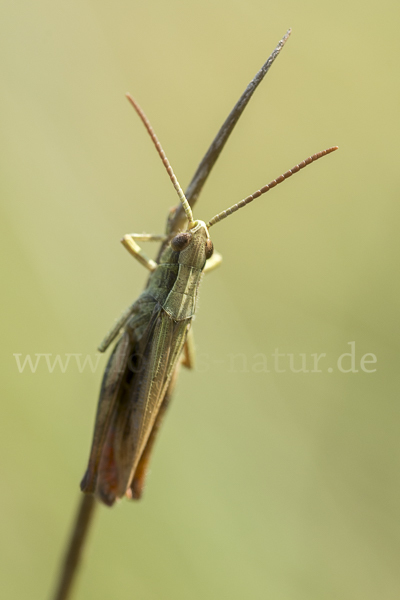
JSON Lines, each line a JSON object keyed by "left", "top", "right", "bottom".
{"left": 204, "top": 251, "right": 223, "bottom": 274}
{"left": 100, "top": 233, "right": 167, "bottom": 351}
{"left": 124, "top": 233, "right": 167, "bottom": 242}
{"left": 181, "top": 328, "right": 195, "bottom": 369}
{"left": 121, "top": 233, "right": 167, "bottom": 272}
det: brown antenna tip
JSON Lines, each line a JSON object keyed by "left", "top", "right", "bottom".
{"left": 207, "top": 145, "right": 339, "bottom": 228}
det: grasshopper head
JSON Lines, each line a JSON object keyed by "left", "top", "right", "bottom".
{"left": 125, "top": 92, "right": 338, "bottom": 258}
{"left": 170, "top": 220, "right": 213, "bottom": 269}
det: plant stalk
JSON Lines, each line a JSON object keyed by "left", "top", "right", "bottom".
{"left": 51, "top": 494, "right": 97, "bottom": 600}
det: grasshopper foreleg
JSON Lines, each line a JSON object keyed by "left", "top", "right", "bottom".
{"left": 204, "top": 250, "right": 223, "bottom": 274}
{"left": 100, "top": 233, "right": 168, "bottom": 352}
{"left": 124, "top": 233, "right": 167, "bottom": 242}
{"left": 121, "top": 233, "right": 167, "bottom": 272}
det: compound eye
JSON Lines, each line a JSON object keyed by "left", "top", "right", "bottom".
{"left": 205, "top": 239, "right": 214, "bottom": 260}
{"left": 171, "top": 232, "right": 192, "bottom": 252}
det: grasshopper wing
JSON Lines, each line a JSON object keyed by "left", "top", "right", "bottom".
{"left": 92, "top": 304, "right": 190, "bottom": 506}
{"left": 128, "top": 363, "right": 180, "bottom": 500}
{"left": 80, "top": 331, "right": 132, "bottom": 494}
{"left": 80, "top": 295, "right": 158, "bottom": 497}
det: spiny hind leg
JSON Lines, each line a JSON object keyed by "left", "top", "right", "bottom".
{"left": 121, "top": 233, "right": 168, "bottom": 272}
{"left": 98, "top": 300, "right": 141, "bottom": 352}
{"left": 128, "top": 326, "right": 194, "bottom": 500}
{"left": 128, "top": 366, "right": 179, "bottom": 500}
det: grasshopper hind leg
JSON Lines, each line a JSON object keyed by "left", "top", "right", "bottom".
{"left": 127, "top": 347, "right": 187, "bottom": 500}
{"left": 128, "top": 325, "right": 196, "bottom": 500}
{"left": 98, "top": 300, "right": 140, "bottom": 353}
{"left": 127, "top": 385, "right": 174, "bottom": 500}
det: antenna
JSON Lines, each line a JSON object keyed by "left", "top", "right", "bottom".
{"left": 207, "top": 146, "right": 338, "bottom": 228}
{"left": 126, "top": 93, "right": 195, "bottom": 227}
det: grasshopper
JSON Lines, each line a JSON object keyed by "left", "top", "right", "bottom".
{"left": 80, "top": 93, "right": 337, "bottom": 507}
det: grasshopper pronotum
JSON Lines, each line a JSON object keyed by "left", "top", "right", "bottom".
{"left": 80, "top": 92, "right": 337, "bottom": 507}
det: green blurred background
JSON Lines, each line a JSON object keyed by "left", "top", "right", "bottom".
{"left": 1, "top": 1, "right": 399, "bottom": 599}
